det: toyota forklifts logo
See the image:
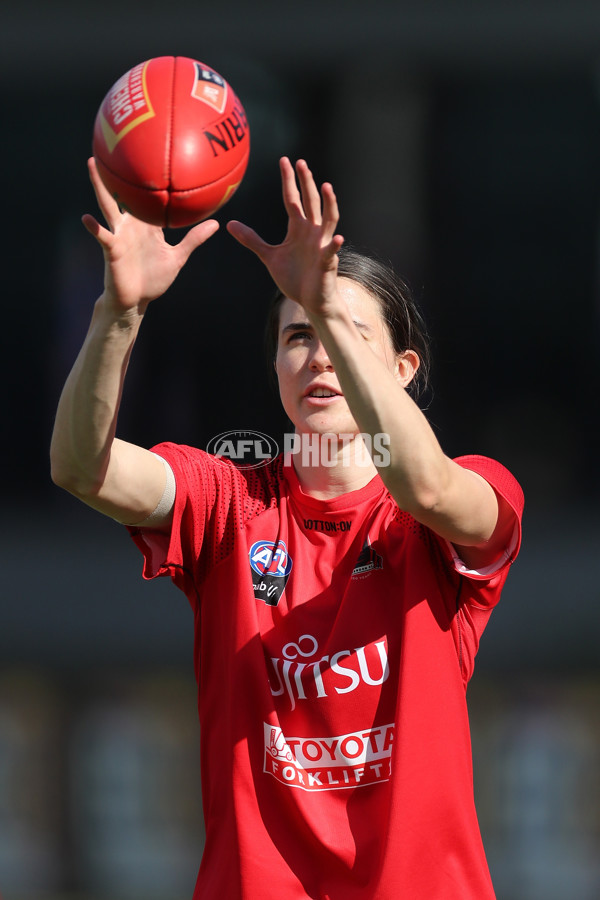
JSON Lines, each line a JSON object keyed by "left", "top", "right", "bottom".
{"left": 206, "top": 430, "right": 279, "bottom": 469}
{"left": 264, "top": 722, "right": 394, "bottom": 792}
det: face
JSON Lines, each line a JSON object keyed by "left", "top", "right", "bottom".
{"left": 274, "top": 277, "right": 417, "bottom": 436}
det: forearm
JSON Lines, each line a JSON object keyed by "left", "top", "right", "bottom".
{"left": 308, "top": 304, "right": 451, "bottom": 510}
{"left": 308, "top": 301, "right": 501, "bottom": 546}
{"left": 50, "top": 294, "right": 144, "bottom": 495}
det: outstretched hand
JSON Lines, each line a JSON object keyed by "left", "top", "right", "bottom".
{"left": 82, "top": 158, "right": 220, "bottom": 314}
{"left": 227, "top": 157, "right": 344, "bottom": 315}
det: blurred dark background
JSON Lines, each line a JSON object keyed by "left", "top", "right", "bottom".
{"left": 1, "top": 1, "right": 600, "bottom": 897}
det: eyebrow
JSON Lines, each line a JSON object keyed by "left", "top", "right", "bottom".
{"left": 281, "top": 319, "right": 374, "bottom": 336}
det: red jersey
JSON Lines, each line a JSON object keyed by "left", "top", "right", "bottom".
{"left": 129, "top": 448, "right": 523, "bottom": 900}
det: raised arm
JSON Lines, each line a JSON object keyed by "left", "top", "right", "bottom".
{"left": 50, "top": 158, "right": 219, "bottom": 526}
{"left": 227, "top": 158, "right": 514, "bottom": 568}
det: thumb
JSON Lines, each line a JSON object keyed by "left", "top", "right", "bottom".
{"left": 178, "top": 219, "right": 220, "bottom": 260}
{"left": 179, "top": 219, "right": 219, "bottom": 254}
{"left": 226, "top": 220, "right": 271, "bottom": 261}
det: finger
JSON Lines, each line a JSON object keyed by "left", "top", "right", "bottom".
{"left": 320, "top": 182, "right": 341, "bottom": 241}
{"left": 81, "top": 212, "right": 115, "bottom": 247}
{"left": 177, "top": 219, "right": 220, "bottom": 261}
{"left": 226, "top": 220, "right": 272, "bottom": 261}
{"left": 295, "top": 159, "right": 322, "bottom": 224}
{"left": 87, "top": 157, "right": 122, "bottom": 229}
{"left": 317, "top": 232, "right": 345, "bottom": 273}
{"left": 279, "top": 156, "right": 305, "bottom": 221}
{"left": 81, "top": 213, "right": 101, "bottom": 237}
{"left": 327, "top": 234, "right": 345, "bottom": 259}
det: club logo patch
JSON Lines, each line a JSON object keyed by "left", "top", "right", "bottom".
{"left": 352, "top": 537, "right": 383, "bottom": 579}
{"left": 249, "top": 540, "right": 293, "bottom": 606}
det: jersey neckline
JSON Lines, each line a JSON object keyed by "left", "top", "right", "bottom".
{"left": 281, "top": 454, "right": 387, "bottom": 513}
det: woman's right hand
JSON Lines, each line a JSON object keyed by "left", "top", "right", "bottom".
{"left": 82, "top": 157, "right": 220, "bottom": 314}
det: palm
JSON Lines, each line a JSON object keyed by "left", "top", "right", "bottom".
{"left": 97, "top": 215, "right": 188, "bottom": 307}
{"left": 227, "top": 158, "right": 344, "bottom": 314}
{"left": 82, "top": 158, "right": 219, "bottom": 312}
{"left": 268, "top": 219, "right": 337, "bottom": 309}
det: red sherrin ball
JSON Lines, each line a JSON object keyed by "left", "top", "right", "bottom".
{"left": 92, "top": 56, "right": 250, "bottom": 228}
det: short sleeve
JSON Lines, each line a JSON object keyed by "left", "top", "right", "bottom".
{"left": 448, "top": 454, "right": 524, "bottom": 582}
{"left": 126, "top": 444, "right": 241, "bottom": 604}
{"left": 126, "top": 444, "right": 282, "bottom": 608}
{"left": 432, "top": 456, "right": 524, "bottom": 682}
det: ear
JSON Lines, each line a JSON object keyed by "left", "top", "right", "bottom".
{"left": 395, "top": 350, "right": 420, "bottom": 388}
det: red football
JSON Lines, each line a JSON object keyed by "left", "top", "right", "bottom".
{"left": 92, "top": 56, "right": 250, "bottom": 228}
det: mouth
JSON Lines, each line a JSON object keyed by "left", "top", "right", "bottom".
{"left": 303, "top": 385, "right": 343, "bottom": 403}
{"left": 307, "top": 389, "right": 339, "bottom": 398}
{"left": 303, "top": 382, "right": 342, "bottom": 398}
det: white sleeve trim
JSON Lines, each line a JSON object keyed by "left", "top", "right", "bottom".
{"left": 129, "top": 454, "right": 176, "bottom": 527}
{"left": 445, "top": 522, "right": 520, "bottom": 579}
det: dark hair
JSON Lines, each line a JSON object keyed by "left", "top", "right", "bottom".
{"left": 265, "top": 244, "right": 431, "bottom": 402}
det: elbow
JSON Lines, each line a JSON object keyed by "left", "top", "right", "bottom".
{"left": 384, "top": 469, "right": 444, "bottom": 517}
{"left": 50, "top": 460, "right": 82, "bottom": 495}
{"left": 50, "top": 444, "right": 76, "bottom": 492}
{"left": 50, "top": 434, "right": 71, "bottom": 491}
{"left": 50, "top": 456, "right": 99, "bottom": 499}
{"left": 380, "top": 451, "right": 453, "bottom": 518}
{"left": 50, "top": 448, "right": 70, "bottom": 491}
{"left": 399, "top": 458, "right": 455, "bottom": 518}
{"left": 407, "top": 487, "right": 445, "bottom": 519}
{"left": 49, "top": 434, "right": 103, "bottom": 497}
{"left": 386, "top": 477, "right": 450, "bottom": 523}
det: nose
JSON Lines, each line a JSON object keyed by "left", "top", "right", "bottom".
{"left": 309, "top": 340, "right": 333, "bottom": 371}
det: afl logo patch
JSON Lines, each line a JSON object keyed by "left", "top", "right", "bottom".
{"left": 192, "top": 63, "right": 227, "bottom": 114}
{"left": 249, "top": 540, "right": 293, "bottom": 606}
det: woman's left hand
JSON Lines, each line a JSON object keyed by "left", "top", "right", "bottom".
{"left": 227, "top": 157, "right": 344, "bottom": 316}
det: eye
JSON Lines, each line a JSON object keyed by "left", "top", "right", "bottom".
{"left": 287, "top": 330, "right": 312, "bottom": 342}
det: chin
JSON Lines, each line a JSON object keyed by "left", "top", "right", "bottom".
{"left": 281, "top": 400, "right": 357, "bottom": 438}
{"left": 296, "top": 416, "right": 359, "bottom": 438}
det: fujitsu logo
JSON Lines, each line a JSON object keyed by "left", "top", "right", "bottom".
{"left": 267, "top": 634, "right": 389, "bottom": 711}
